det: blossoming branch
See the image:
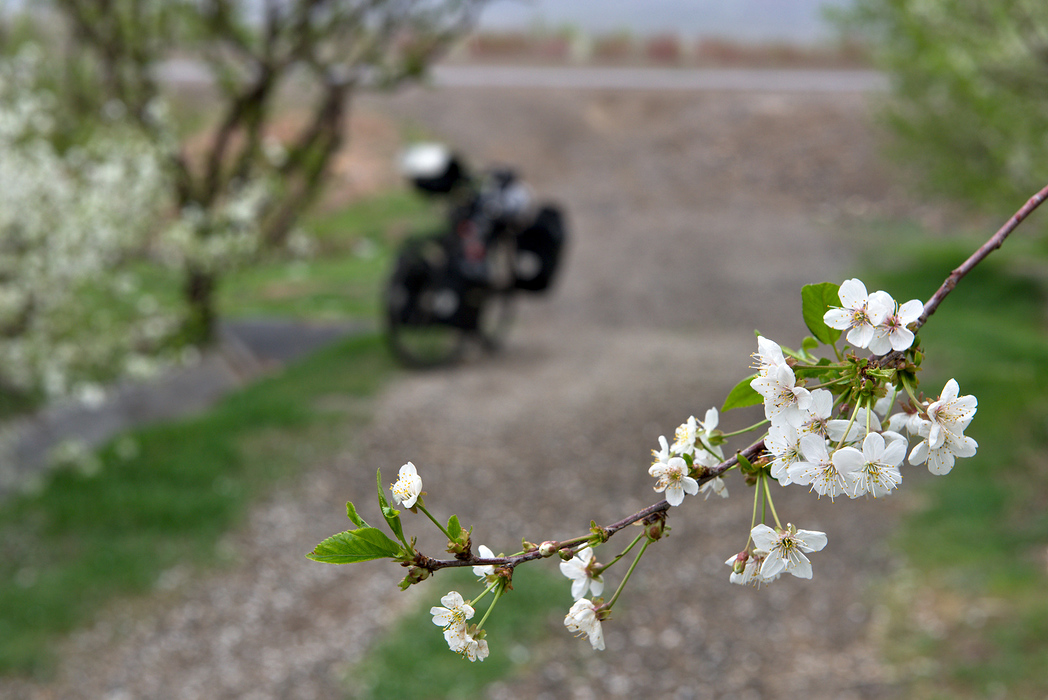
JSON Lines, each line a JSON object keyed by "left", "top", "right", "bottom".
{"left": 306, "top": 182, "right": 1048, "bottom": 662}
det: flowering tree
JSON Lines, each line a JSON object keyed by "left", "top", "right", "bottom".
{"left": 45, "top": 0, "right": 486, "bottom": 340}
{"left": 0, "top": 47, "right": 179, "bottom": 402}
{"left": 843, "top": 0, "right": 1048, "bottom": 217}
{"left": 308, "top": 183, "right": 1048, "bottom": 661}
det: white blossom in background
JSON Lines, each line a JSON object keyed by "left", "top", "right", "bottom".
{"left": 751, "top": 363, "right": 813, "bottom": 427}
{"left": 699, "top": 476, "right": 729, "bottom": 499}
{"left": 695, "top": 407, "right": 724, "bottom": 459}
{"left": 827, "top": 407, "right": 882, "bottom": 445}
{"left": 725, "top": 550, "right": 779, "bottom": 586}
{"left": 0, "top": 47, "right": 180, "bottom": 398}
{"left": 670, "top": 415, "right": 698, "bottom": 456}
{"left": 798, "top": 388, "right": 833, "bottom": 438}
{"left": 559, "top": 546, "right": 604, "bottom": 600}
{"left": 750, "top": 524, "right": 827, "bottom": 580}
{"left": 823, "top": 278, "right": 891, "bottom": 349}
{"left": 564, "top": 598, "right": 605, "bottom": 650}
{"left": 766, "top": 422, "right": 802, "bottom": 485}
{"left": 908, "top": 378, "right": 979, "bottom": 475}
{"left": 472, "top": 544, "right": 496, "bottom": 581}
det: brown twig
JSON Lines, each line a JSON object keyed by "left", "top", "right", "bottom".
{"left": 416, "top": 438, "right": 767, "bottom": 573}
{"left": 916, "top": 182, "right": 1048, "bottom": 331}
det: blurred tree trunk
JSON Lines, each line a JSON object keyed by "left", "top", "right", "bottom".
{"left": 48, "top": 0, "right": 486, "bottom": 344}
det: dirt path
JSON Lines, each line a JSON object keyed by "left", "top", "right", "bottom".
{"left": 4, "top": 85, "right": 917, "bottom": 699}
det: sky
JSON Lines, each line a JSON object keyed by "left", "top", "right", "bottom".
{"left": 476, "top": 0, "right": 853, "bottom": 43}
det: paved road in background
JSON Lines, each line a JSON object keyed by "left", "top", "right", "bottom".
{"left": 431, "top": 65, "right": 886, "bottom": 92}
{"left": 158, "top": 59, "right": 886, "bottom": 93}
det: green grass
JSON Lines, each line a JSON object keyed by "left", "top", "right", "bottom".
{"left": 0, "top": 188, "right": 443, "bottom": 677}
{"left": 219, "top": 189, "right": 442, "bottom": 321}
{"left": 857, "top": 220, "right": 1048, "bottom": 698}
{"left": 346, "top": 566, "right": 567, "bottom": 700}
{"left": 0, "top": 333, "right": 396, "bottom": 677}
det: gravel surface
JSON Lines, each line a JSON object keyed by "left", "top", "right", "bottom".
{"left": 3, "top": 83, "right": 925, "bottom": 699}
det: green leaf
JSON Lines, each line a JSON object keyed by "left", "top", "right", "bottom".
{"left": 722, "top": 374, "right": 762, "bottom": 412}
{"left": 801, "top": 336, "right": 819, "bottom": 357}
{"left": 306, "top": 527, "right": 404, "bottom": 564}
{"left": 346, "top": 501, "right": 369, "bottom": 528}
{"left": 801, "top": 282, "right": 842, "bottom": 345}
{"left": 377, "top": 468, "right": 407, "bottom": 546}
{"left": 447, "top": 514, "right": 462, "bottom": 540}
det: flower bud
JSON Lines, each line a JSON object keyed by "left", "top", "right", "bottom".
{"left": 397, "top": 565, "right": 429, "bottom": 590}
{"left": 521, "top": 539, "right": 538, "bottom": 553}
{"left": 538, "top": 541, "right": 559, "bottom": 557}
{"left": 731, "top": 551, "right": 749, "bottom": 575}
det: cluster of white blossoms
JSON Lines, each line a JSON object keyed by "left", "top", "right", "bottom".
{"left": 723, "top": 278, "right": 978, "bottom": 586}
{"left": 430, "top": 591, "right": 489, "bottom": 662}
{"left": 0, "top": 47, "right": 179, "bottom": 398}
{"left": 649, "top": 408, "right": 729, "bottom": 506}
{"left": 318, "top": 273, "right": 983, "bottom": 662}
{"left": 823, "top": 278, "right": 924, "bottom": 355}
{"left": 0, "top": 44, "right": 298, "bottom": 402}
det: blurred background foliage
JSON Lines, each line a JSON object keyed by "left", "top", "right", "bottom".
{"left": 841, "top": 0, "right": 1048, "bottom": 221}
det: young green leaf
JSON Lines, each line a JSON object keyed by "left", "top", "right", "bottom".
{"left": 377, "top": 468, "right": 407, "bottom": 546}
{"left": 306, "top": 527, "right": 404, "bottom": 564}
{"left": 801, "top": 282, "right": 842, "bottom": 345}
{"left": 447, "top": 514, "right": 462, "bottom": 540}
{"left": 346, "top": 501, "right": 370, "bottom": 529}
{"left": 722, "top": 374, "right": 762, "bottom": 412}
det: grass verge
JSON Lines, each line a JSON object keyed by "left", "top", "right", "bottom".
{"left": 858, "top": 220, "right": 1048, "bottom": 698}
{"left": 346, "top": 565, "right": 566, "bottom": 700}
{"left": 219, "top": 189, "right": 441, "bottom": 321}
{"left": 0, "top": 188, "right": 441, "bottom": 677}
{"left": 0, "top": 333, "right": 396, "bottom": 677}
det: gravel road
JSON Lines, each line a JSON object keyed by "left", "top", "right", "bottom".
{"left": 3, "top": 82, "right": 922, "bottom": 699}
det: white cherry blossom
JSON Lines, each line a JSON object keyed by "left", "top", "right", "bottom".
{"left": 390, "top": 461, "right": 422, "bottom": 508}
{"left": 823, "top": 278, "right": 891, "bottom": 349}
{"left": 725, "top": 550, "right": 779, "bottom": 586}
{"left": 430, "top": 591, "right": 475, "bottom": 651}
{"left": 828, "top": 407, "right": 882, "bottom": 445}
{"left": 798, "top": 388, "right": 834, "bottom": 438}
{"left": 868, "top": 292, "right": 923, "bottom": 355}
{"left": 699, "top": 476, "right": 729, "bottom": 499}
{"left": 651, "top": 435, "right": 673, "bottom": 464}
{"left": 458, "top": 629, "right": 490, "bottom": 662}
{"left": 925, "top": 379, "right": 978, "bottom": 450}
{"left": 564, "top": 598, "right": 605, "bottom": 650}
{"left": 696, "top": 407, "right": 725, "bottom": 459}
{"left": 909, "top": 425, "right": 978, "bottom": 475}
{"left": 473, "top": 545, "right": 496, "bottom": 582}
{"left": 834, "top": 431, "right": 906, "bottom": 498}
{"left": 766, "top": 422, "right": 802, "bottom": 485}
{"left": 648, "top": 455, "right": 699, "bottom": 506}
{"left": 750, "top": 524, "right": 828, "bottom": 580}
{"left": 752, "top": 335, "right": 787, "bottom": 378}
{"left": 788, "top": 435, "right": 853, "bottom": 499}
{"left": 559, "top": 546, "right": 605, "bottom": 600}
{"left": 751, "top": 363, "right": 813, "bottom": 427}
{"left": 671, "top": 415, "right": 698, "bottom": 456}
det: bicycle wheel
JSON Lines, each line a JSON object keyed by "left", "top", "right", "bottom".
{"left": 473, "top": 231, "right": 517, "bottom": 351}
{"left": 384, "top": 238, "right": 466, "bottom": 368}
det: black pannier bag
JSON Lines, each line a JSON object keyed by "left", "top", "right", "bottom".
{"left": 514, "top": 205, "right": 567, "bottom": 292}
